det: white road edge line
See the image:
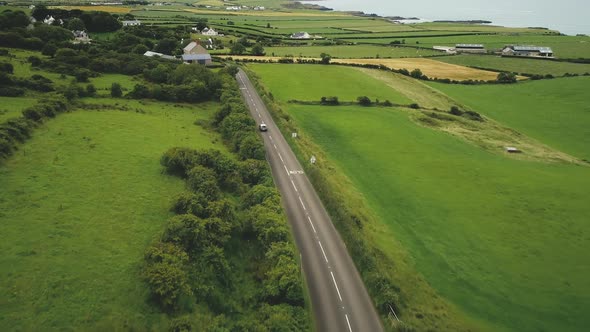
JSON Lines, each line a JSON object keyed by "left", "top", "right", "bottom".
{"left": 331, "top": 271, "right": 343, "bottom": 302}
{"left": 345, "top": 314, "right": 353, "bottom": 332}
{"left": 318, "top": 241, "right": 329, "bottom": 263}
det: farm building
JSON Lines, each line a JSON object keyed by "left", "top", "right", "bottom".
{"left": 502, "top": 45, "right": 554, "bottom": 58}
{"left": 181, "top": 54, "right": 212, "bottom": 65}
{"left": 455, "top": 44, "right": 486, "bottom": 54}
{"left": 183, "top": 41, "right": 209, "bottom": 55}
{"left": 122, "top": 20, "right": 141, "bottom": 27}
{"left": 291, "top": 31, "right": 311, "bottom": 39}
{"left": 433, "top": 46, "right": 456, "bottom": 54}
{"left": 143, "top": 51, "right": 176, "bottom": 60}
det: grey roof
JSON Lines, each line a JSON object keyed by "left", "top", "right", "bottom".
{"left": 182, "top": 54, "right": 212, "bottom": 61}
{"left": 512, "top": 45, "right": 553, "bottom": 53}
{"left": 456, "top": 44, "right": 485, "bottom": 48}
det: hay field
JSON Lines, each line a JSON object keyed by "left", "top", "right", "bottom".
{"left": 183, "top": 8, "right": 349, "bottom": 17}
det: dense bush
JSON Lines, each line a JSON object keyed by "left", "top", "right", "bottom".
{"left": 357, "top": 95, "right": 371, "bottom": 106}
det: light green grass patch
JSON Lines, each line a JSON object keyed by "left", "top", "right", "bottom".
{"left": 428, "top": 77, "right": 590, "bottom": 160}
{"left": 89, "top": 73, "right": 139, "bottom": 94}
{"left": 250, "top": 45, "right": 442, "bottom": 58}
{"left": 286, "top": 104, "right": 590, "bottom": 332}
{"left": 246, "top": 63, "right": 412, "bottom": 104}
{"left": 0, "top": 96, "right": 38, "bottom": 122}
{"left": 437, "top": 54, "right": 590, "bottom": 76}
{"left": 0, "top": 101, "right": 224, "bottom": 330}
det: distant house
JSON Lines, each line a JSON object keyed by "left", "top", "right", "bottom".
{"left": 122, "top": 20, "right": 141, "bottom": 27}
{"left": 72, "top": 30, "right": 91, "bottom": 44}
{"left": 502, "top": 45, "right": 554, "bottom": 58}
{"left": 43, "top": 15, "right": 55, "bottom": 25}
{"left": 505, "top": 147, "right": 522, "bottom": 153}
{"left": 183, "top": 41, "right": 209, "bottom": 55}
{"left": 143, "top": 50, "right": 176, "bottom": 60}
{"left": 201, "top": 27, "right": 219, "bottom": 36}
{"left": 182, "top": 54, "right": 212, "bottom": 65}
{"left": 290, "top": 31, "right": 311, "bottom": 39}
{"left": 454, "top": 44, "right": 486, "bottom": 54}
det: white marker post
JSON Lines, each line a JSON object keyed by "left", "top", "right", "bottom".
{"left": 310, "top": 155, "right": 316, "bottom": 164}
{"left": 292, "top": 132, "right": 298, "bottom": 138}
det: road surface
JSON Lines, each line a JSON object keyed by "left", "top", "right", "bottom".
{"left": 236, "top": 69, "right": 384, "bottom": 332}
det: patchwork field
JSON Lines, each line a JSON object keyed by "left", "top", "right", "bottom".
{"left": 232, "top": 56, "right": 500, "bottom": 80}
{"left": 428, "top": 77, "right": 590, "bottom": 161}
{"left": 250, "top": 63, "right": 590, "bottom": 332}
{"left": 0, "top": 100, "right": 222, "bottom": 330}
{"left": 218, "top": 45, "right": 443, "bottom": 58}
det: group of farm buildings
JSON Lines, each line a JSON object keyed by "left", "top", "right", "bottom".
{"left": 434, "top": 44, "right": 555, "bottom": 58}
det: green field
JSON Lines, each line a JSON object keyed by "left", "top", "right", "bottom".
{"left": 219, "top": 45, "right": 443, "bottom": 58}
{"left": 0, "top": 97, "right": 38, "bottom": 122}
{"left": 428, "top": 77, "right": 590, "bottom": 160}
{"left": 437, "top": 54, "right": 590, "bottom": 76}
{"left": 246, "top": 63, "right": 412, "bottom": 104}
{"left": 250, "top": 63, "right": 590, "bottom": 332}
{"left": 340, "top": 34, "right": 590, "bottom": 58}
{"left": 287, "top": 104, "right": 590, "bottom": 332}
{"left": 0, "top": 100, "right": 223, "bottom": 330}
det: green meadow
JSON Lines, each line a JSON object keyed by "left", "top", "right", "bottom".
{"left": 233, "top": 45, "right": 442, "bottom": 58}
{"left": 0, "top": 96, "right": 38, "bottom": 122}
{"left": 437, "top": 54, "right": 590, "bottom": 76}
{"left": 287, "top": 104, "right": 590, "bottom": 332}
{"left": 250, "top": 63, "right": 590, "bottom": 332}
{"left": 0, "top": 101, "right": 223, "bottom": 330}
{"left": 428, "top": 77, "right": 590, "bottom": 160}
{"left": 246, "top": 63, "right": 412, "bottom": 104}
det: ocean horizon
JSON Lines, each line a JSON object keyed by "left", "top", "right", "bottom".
{"left": 303, "top": 0, "right": 590, "bottom": 35}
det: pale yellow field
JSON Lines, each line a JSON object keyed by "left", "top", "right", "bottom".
{"left": 183, "top": 8, "right": 349, "bottom": 17}
{"left": 52, "top": 6, "right": 132, "bottom": 14}
{"left": 331, "top": 58, "right": 500, "bottom": 81}
{"left": 219, "top": 55, "right": 501, "bottom": 81}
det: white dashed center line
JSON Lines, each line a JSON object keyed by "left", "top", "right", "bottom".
{"left": 331, "top": 271, "right": 343, "bottom": 302}
{"left": 318, "top": 241, "right": 329, "bottom": 263}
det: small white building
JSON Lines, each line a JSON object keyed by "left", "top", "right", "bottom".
{"left": 44, "top": 15, "right": 55, "bottom": 25}
{"left": 290, "top": 31, "right": 311, "bottom": 39}
{"left": 433, "top": 46, "right": 456, "bottom": 54}
{"left": 201, "top": 27, "right": 219, "bottom": 36}
{"left": 122, "top": 20, "right": 141, "bottom": 27}
{"left": 143, "top": 51, "right": 176, "bottom": 60}
{"left": 72, "top": 30, "right": 91, "bottom": 44}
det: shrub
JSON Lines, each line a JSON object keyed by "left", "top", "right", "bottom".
{"left": 143, "top": 241, "right": 191, "bottom": 311}
{"left": 160, "top": 147, "right": 199, "bottom": 177}
{"left": 410, "top": 68, "right": 424, "bottom": 79}
{"left": 463, "top": 110, "right": 483, "bottom": 121}
{"left": 240, "top": 159, "right": 271, "bottom": 185}
{"left": 497, "top": 72, "right": 517, "bottom": 83}
{"left": 171, "top": 192, "right": 209, "bottom": 217}
{"left": 449, "top": 106, "right": 463, "bottom": 116}
{"left": 409, "top": 103, "right": 420, "bottom": 109}
{"left": 238, "top": 134, "right": 265, "bottom": 160}
{"left": 0, "top": 62, "right": 13, "bottom": 74}
{"left": 27, "top": 56, "right": 42, "bottom": 67}
{"left": 357, "top": 96, "right": 371, "bottom": 106}
{"left": 110, "top": 82, "right": 122, "bottom": 97}
{"left": 320, "top": 96, "right": 339, "bottom": 105}
{"left": 0, "top": 86, "right": 25, "bottom": 97}
{"left": 22, "top": 108, "right": 43, "bottom": 122}
{"left": 86, "top": 84, "right": 96, "bottom": 96}
{"left": 186, "top": 165, "right": 221, "bottom": 200}
{"left": 243, "top": 185, "right": 281, "bottom": 210}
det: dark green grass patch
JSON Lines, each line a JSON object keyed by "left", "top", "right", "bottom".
{"left": 428, "top": 77, "right": 590, "bottom": 160}
{"left": 0, "top": 102, "right": 224, "bottom": 330}
{"left": 437, "top": 54, "right": 590, "bottom": 76}
{"left": 286, "top": 104, "right": 590, "bottom": 332}
{"left": 246, "top": 63, "right": 412, "bottom": 104}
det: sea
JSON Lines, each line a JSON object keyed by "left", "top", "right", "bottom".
{"left": 302, "top": 0, "right": 590, "bottom": 36}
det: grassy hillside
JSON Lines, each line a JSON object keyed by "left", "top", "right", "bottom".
{"left": 437, "top": 55, "right": 590, "bottom": 76}
{"left": 428, "top": 77, "right": 590, "bottom": 160}
{"left": 0, "top": 101, "right": 222, "bottom": 330}
{"left": 247, "top": 63, "right": 412, "bottom": 103}
{"left": 286, "top": 104, "right": 590, "bottom": 332}
{"left": 0, "top": 96, "right": 37, "bottom": 122}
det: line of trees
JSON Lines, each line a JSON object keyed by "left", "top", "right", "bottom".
{"left": 140, "top": 70, "right": 309, "bottom": 330}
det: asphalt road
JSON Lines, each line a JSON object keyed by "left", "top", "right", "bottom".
{"left": 236, "top": 69, "right": 383, "bottom": 332}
